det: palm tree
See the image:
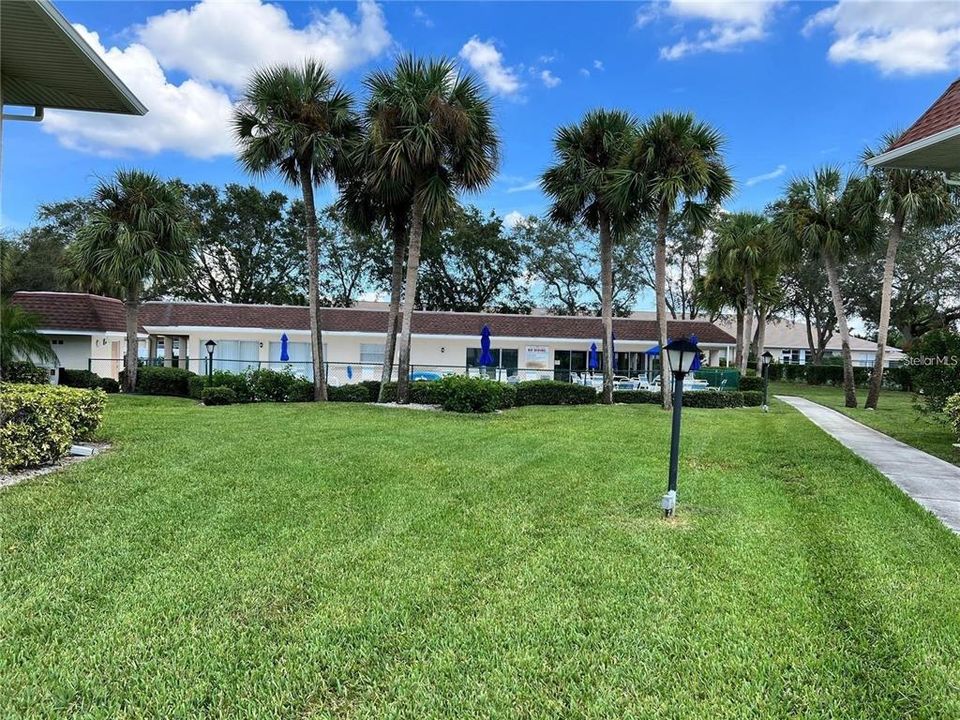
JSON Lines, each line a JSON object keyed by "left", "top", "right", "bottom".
{"left": 541, "top": 109, "right": 639, "bottom": 404}
{"left": 0, "top": 301, "right": 57, "bottom": 373}
{"left": 72, "top": 170, "right": 192, "bottom": 393}
{"left": 773, "top": 167, "right": 876, "bottom": 408}
{"left": 338, "top": 139, "right": 411, "bottom": 401}
{"left": 862, "top": 135, "right": 956, "bottom": 409}
{"left": 233, "top": 60, "right": 358, "bottom": 401}
{"left": 363, "top": 56, "right": 500, "bottom": 404}
{"left": 714, "top": 212, "right": 775, "bottom": 374}
{"left": 613, "top": 112, "right": 733, "bottom": 408}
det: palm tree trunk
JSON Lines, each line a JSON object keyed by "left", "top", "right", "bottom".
{"left": 123, "top": 285, "right": 139, "bottom": 394}
{"left": 754, "top": 305, "right": 768, "bottom": 374}
{"left": 378, "top": 224, "right": 406, "bottom": 401}
{"left": 735, "top": 308, "right": 744, "bottom": 370}
{"left": 865, "top": 215, "right": 903, "bottom": 410}
{"left": 741, "top": 275, "right": 755, "bottom": 375}
{"left": 299, "top": 161, "right": 327, "bottom": 402}
{"left": 823, "top": 250, "right": 857, "bottom": 408}
{"left": 396, "top": 195, "right": 424, "bottom": 404}
{"left": 599, "top": 213, "right": 614, "bottom": 405}
{"left": 655, "top": 201, "right": 671, "bottom": 410}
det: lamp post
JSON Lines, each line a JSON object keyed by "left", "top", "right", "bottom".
{"left": 205, "top": 339, "right": 217, "bottom": 381}
{"left": 761, "top": 350, "right": 773, "bottom": 412}
{"left": 662, "top": 337, "right": 699, "bottom": 518}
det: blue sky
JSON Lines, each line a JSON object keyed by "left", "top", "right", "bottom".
{"left": 3, "top": 0, "right": 958, "bottom": 231}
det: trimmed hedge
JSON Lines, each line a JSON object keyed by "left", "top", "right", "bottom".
{"left": 515, "top": 380, "right": 597, "bottom": 407}
{"left": 2, "top": 361, "right": 49, "bottom": 385}
{"left": 201, "top": 386, "right": 237, "bottom": 406}
{"left": 329, "top": 384, "right": 371, "bottom": 403}
{"left": 612, "top": 389, "right": 762, "bottom": 408}
{"left": 438, "top": 376, "right": 514, "bottom": 413}
{"left": 99, "top": 378, "right": 120, "bottom": 394}
{"left": 121, "top": 366, "right": 194, "bottom": 396}
{"left": 59, "top": 369, "right": 101, "bottom": 389}
{"left": 379, "top": 380, "right": 447, "bottom": 405}
{"left": 804, "top": 364, "right": 870, "bottom": 387}
{"left": 189, "top": 375, "right": 208, "bottom": 400}
{"left": 738, "top": 375, "right": 765, "bottom": 392}
{"left": 0, "top": 383, "right": 106, "bottom": 473}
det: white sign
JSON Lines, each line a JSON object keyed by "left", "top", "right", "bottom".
{"left": 525, "top": 345, "right": 549, "bottom": 369}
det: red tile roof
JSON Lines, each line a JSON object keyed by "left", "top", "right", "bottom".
{"left": 10, "top": 292, "right": 735, "bottom": 344}
{"left": 10, "top": 291, "right": 131, "bottom": 333}
{"left": 137, "top": 301, "right": 734, "bottom": 344}
{"left": 889, "top": 78, "right": 960, "bottom": 150}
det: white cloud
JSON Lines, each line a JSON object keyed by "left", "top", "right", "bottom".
{"left": 593, "top": 59, "right": 605, "bottom": 71}
{"left": 39, "top": 1, "right": 393, "bottom": 159}
{"left": 540, "top": 69, "right": 561, "bottom": 88}
{"left": 579, "top": 68, "right": 591, "bottom": 78}
{"left": 804, "top": 1, "right": 960, "bottom": 75}
{"left": 459, "top": 37, "right": 522, "bottom": 95}
{"left": 137, "top": 0, "right": 391, "bottom": 91}
{"left": 503, "top": 211, "right": 526, "bottom": 228}
{"left": 656, "top": 0, "right": 783, "bottom": 60}
{"left": 507, "top": 180, "right": 541, "bottom": 193}
{"left": 412, "top": 6, "right": 434, "bottom": 28}
{"left": 43, "top": 25, "right": 236, "bottom": 158}
{"left": 745, "top": 164, "right": 786, "bottom": 187}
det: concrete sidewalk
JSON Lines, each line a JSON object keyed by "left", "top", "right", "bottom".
{"left": 777, "top": 395, "right": 960, "bottom": 534}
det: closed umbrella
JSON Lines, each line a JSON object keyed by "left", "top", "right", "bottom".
{"left": 690, "top": 334, "right": 701, "bottom": 371}
{"left": 588, "top": 342, "right": 599, "bottom": 371}
{"left": 479, "top": 325, "right": 494, "bottom": 367}
{"left": 280, "top": 333, "right": 290, "bottom": 362}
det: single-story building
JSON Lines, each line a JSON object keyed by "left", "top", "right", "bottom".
{"left": 10, "top": 291, "right": 736, "bottom": 385}
{"left": 717, "top": 317, "right": 904, "bottom": 368}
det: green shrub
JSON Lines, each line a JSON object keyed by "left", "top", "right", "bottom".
{"left": 248, "top": 368, "right": 297, "bottom": 402}
{"left": 2, "top": 361, "right": 49, "bottom": 385}
{"left": 122, "top": 366, "right": 194, "bottom": 396}
{"left": 201, "top": 386, "right": 237, "bottom": 406}
{"left": 0, "top": 383, "right": 106, "bottom": 473}
{"left": 907, "top": 329, "right": 960, "bottom": 413}
{"left": 329, "top": 384, "right": 371, "bottom": 403}
{"left": 188, "top": 375, "right": 208, "bottom": 399}
{"left": 883, "top": 366, "right": 913, "bottom": 392}
{"left": 436, "top": 376, "right": 509, "bottom": 413}
{"left": 288, "top": 378, "right": 314, "bottom": 402}
{"left": 496, "top": 383, "right": 517, "bottom": 410}
{"left": 741, "top": 391, "right": 765, "bottom": 407}
{"left": 209, "top": 371, "right": 252, "bottom": 402}
{"left": 59, "top": 369, "right": 101, "bottom": 389}
{"left": 944, "top": 393, "right": 960, "bottom": 441}
{"left": 515, "top": 380, "right": 597, "bottom": 406}
{"left": 804, "top": 364, "right": 870, "bottom": 387}
{"left": 739, "top": 375, "right": 765, "bottom": 392}
{"left": 781, "top": 364, "right": 806, "bottom": 382}
{"left": 98, "top": 377, "right": 120, "bottom": 394}
{"left": 358, "top": 380, "right": 382, "bottom": 402}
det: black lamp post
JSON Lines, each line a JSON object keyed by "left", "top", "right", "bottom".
{"left": 662, "top": 337, "right": 699, "bottom": 518}
{"left": 205, "top": 339, "right": 217, "bottom": 380}
{"left": 761, "top": 350, "right": 773, "bottom": 412}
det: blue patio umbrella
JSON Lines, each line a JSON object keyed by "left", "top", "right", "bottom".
{"left": 347, "top": 365, "right": 353, "bottom": 380}
{"left": 479, "top": 324, "right": 494, "bottom": 366}
{"left": 588, "top": 342, "right": 599, "bottom": 371}
{"left": 279, "top": 333, "right": 290, "bottom": 362}
{"left": 689, "top": 335, "right": 702, "bottom": 371}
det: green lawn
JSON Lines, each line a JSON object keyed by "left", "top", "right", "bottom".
{"left": 3, "top": 396, "right": 960, "bottom": 719}
{"left": 770, "top": 380, "right": 960, "bottom": 465}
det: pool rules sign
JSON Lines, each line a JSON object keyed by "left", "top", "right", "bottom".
{"left": 525, "top": 345, "right": 549, "bottom": 369}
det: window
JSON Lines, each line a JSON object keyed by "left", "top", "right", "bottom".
{"left": 269, "top": 340, "right": 314, "bottom": 380}
{"left": 208, "top": 340, "right": 260, "bottom": 372}
{"left": 781, "top": 348, "right": 802, "bottom": 365}
{"left": 466, "top": 348, "right": 519, "bottom": 378}
{"left": 360, "top": 343, "right": 385, "bottom": 364}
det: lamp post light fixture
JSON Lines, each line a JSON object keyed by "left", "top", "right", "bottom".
{"left": 761, "top": 350, "right": 774, "bottom": 412}
{"left": 662, "top": 337, "right": 700, "bottom": 518}
{"left": 204, "top": 339, "right": 217, "bottom": 380}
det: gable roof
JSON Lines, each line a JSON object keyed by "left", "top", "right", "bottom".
{"left": 10, "top": 291, "right": 131, "bottom": 333}
{"left": 867, "top": 78, "right": 960, "bottom": 171}
{"left": 138, "top": 301, "right": 736, "bottom": 344}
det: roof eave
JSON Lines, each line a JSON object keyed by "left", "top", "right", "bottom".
{"left": 33, "top": 0, "right": 147, "bottom": 116}
{"left": 867, "top": 124, "right": 960, "bottom": 170}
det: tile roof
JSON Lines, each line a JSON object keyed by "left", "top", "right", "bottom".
{"left": 11, "top": 292, "right": 736, "bottom": 344}
{"left": 138, "top": 301, "right": 735, "bottom": 344}
{"left": 10, "top": 291, "right": 131, "bottom": 333}
{"left": 889, "top": 78, "right": 960, "bottom": 150}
